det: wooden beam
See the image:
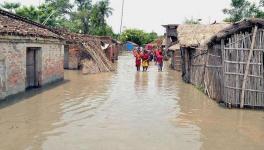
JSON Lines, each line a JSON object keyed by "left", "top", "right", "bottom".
{"left": 225, "top": 86, "right": 264, "bottom": 93}
{"left": 208, "top": 53, "right": 221, "bottom": 58}
{"left": 225, "top": 72, "right": 263, "bottom": 78}
{"left": 224, "top": 48, "right": 264, "bottom": 51}
{"left": 206, "top": 65, "right": 222, "bottom": 68}
{"left": 224, "top": 60, "right": 262, "bottom": 65}
{"left": 240, "top": 26, "right": 258, "bottom": 109}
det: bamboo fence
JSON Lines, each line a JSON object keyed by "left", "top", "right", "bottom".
{"left": 222, "top": 27, "right": 264, "bottom": 108}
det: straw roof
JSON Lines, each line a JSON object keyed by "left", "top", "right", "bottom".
{"left": 209, "top": 18, "right": 264, "bottom": 44}
{"left": 177, "top": 23, "right": 229, "bottom": 47}
{"left": 168, "top": 44, "right": 180, "bottom": 50}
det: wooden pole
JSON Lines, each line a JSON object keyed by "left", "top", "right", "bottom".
{"left": 240, "top": 26, "right": 258, "bottom": 108}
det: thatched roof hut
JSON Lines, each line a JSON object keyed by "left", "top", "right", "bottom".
{"left": 177, "top": 23, "right": 230, "bottom": 48}
{"left": 170, "top": 23, "right": 229, "bottom": 76}
{"left": 209, "top": 18, "right": 264, "bottom": 44}
{"left": 203, "top": 18, "right": 264, "bottom": 108}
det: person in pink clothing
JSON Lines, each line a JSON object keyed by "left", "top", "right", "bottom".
{"left": 156, "top": 51, "right": 163, "bottom": 72}
{"left": 133, "top": 48, "right": 142, "bottom": 71}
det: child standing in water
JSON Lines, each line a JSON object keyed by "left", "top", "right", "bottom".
{"left": 142, "top": 50, "right": 150, "bottom": 72}
{"left": 133, "top": 48, "right": 142, "bottom": 71}
{"left": 157, "top": 51, "right": 163, "bottom": 72}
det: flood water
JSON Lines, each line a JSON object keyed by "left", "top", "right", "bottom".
{"left": 0, "top": 52, "right": 264, "bottom": 150}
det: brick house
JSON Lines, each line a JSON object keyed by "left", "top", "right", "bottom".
{"left": 0, "top": 10, "right": 64, "bottom": 100}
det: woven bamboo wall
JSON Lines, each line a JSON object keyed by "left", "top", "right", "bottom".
{"left": 190, "top": 48, "right": 206, "bottom": 88}
{"left": 204, "top": 44, "right": 223, "bottom": 101}
{"left": 222, "top": 29, "right": 264, "bottom": 107}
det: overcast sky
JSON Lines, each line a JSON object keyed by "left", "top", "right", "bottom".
{"left": 0, "top": 0, "right": 260, "bottom": 35}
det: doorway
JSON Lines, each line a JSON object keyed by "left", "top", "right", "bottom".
{"left": 64, "top": 45, "right": 69, "bottom": 69}
{"left": 26, "top": 47, "right": 41, "bottom": 89}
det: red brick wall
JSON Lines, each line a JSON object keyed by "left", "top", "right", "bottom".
{"left": 0, "top": 37, "right": 64, "bottom": 99}
{"left": 41, "top": 44, "right": 64, "bottom": 85}
{"left": 68, "top": 44, "right": 80, "bottom": 69}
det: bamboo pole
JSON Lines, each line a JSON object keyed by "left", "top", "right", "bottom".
{"left": 221, "top": 39, "right": 225, "bottom": 103}
{"left": 240, "top": 26, "right": 258, "bottom": 108}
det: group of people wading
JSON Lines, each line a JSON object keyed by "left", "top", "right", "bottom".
{"left": 133, "top": 47, "right": 163, "bottom": 72}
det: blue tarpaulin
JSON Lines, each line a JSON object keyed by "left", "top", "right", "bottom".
{"left": 125, "top": 41, "right": 138, "bottom": 51}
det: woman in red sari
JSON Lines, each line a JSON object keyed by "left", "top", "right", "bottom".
{"left": 133, "top": 48, "right": 142, "bottom": 71}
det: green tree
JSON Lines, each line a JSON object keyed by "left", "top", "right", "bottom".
{"left": 90, "top": 0, "right": 113, "bottom": 36}
{"left": 223, "top": 0, "right": 264, "bottom": 22}
{"left": 96, "top": 0, "right": 113, "bottom": 26}
{"left": 15, "top": 6, "right": 39, "bottom": 21}
{"left": 41, "top": 0, "right": 73, "bottom": 25}
{"left": 145, "top": 32, "right": 158, "bottom": 44}
{"left": 0, "top": 0, "right": 116, "bottom": 37}
{"left": 15, "top": 4, "right": 60, "bottom": 27}
{"left": 120, "top": 29, "right": 158, "bottom": 46}
{"left": 184, "top": 17, "right": 201, "bottom": 24}
{"left": 1, "top": 2, "right": 20, "bottom": 13}
{"left": 45, "top": 0, "right": 73, "bottom": 14}
{"left": 74, "top": 0, "right": 92, "bottom": 34}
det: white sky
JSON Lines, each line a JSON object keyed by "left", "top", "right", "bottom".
{"left": 0, "top": 0, "right": 260, "bottom": 35}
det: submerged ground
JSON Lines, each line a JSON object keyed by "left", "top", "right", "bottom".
{"left": 0, "top": 52, "right": 263, "bottom": 150}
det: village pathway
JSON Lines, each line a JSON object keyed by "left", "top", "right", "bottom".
{"left": 0, "top": 52, "right": 264, "bottom": 150}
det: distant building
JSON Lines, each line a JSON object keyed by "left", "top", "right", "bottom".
{"left": 124, "top": 41, "right": 138, "bottom": 51}
{"left": 162, "top": 24, "right": 179, "bottom": 56}
{"left": 0, "top": 9, "right": 64, "bottom": 100}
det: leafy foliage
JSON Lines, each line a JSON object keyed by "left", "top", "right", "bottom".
{"left": 0, "top": 0, "right": 152, "bottom": 40}
{"left": 1, "top": 2, "right": 20, "bottom": 13}
{"left": 223, "top": 0, "right": 264, "bottom": 22}
{"left": 184, "top": 17, "right": 201, "bottom": 24}
{"left": 89, "top": 0, "right": 113, "bottom": 36}
{"left": 16, "top": 4, "right": 60, "bottom": 27}
{"left": 120, "top": 29, "right": 158, "bottom": 46}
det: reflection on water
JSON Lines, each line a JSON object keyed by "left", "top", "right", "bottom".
{"left": 0, "top": 52, "right": 263, "bottom": 150}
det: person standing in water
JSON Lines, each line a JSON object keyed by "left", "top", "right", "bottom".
{"left": 142, "top": 50, "right": 150, "bottom": 72}
{"left": 133, "top": 48, "right": 142, "bottom": 71}
{"left": 157, "top": 51, "right": 164, "bottom": 72}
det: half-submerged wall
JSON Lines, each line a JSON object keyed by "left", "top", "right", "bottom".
{"left": 204, "top": 44, "right": 223, "bottom": 101}
{"left": 181, "top": 44, "right": 224, "bottom": 102}
{"left": 221, "top": 29, "right": 264, "bottom": 107}
{"left": 171, "top": 49, "right": 182, "bottom": 71}
{"left": 0, "top": 36, "right": 64, "bottom": 100}
{"left": 190, "top": 47, "right": 207, "bottom": 88}
{"left": 184, "top": 27, "right": 264, "bottom": 108}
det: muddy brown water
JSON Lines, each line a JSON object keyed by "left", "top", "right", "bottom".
{"left": 0, "top": 53, "right": 263, "bottom": 150}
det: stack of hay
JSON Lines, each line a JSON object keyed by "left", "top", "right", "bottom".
{"left": 55, "top": 29, "right": 116, "bottom": 74}
{"left": 81, "top": 36, "right": 116, "bottom": 73}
